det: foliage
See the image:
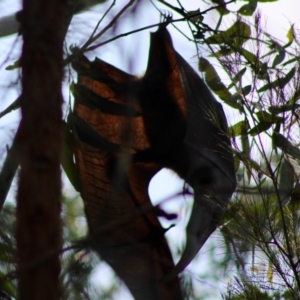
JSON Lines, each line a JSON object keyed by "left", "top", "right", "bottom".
{"left": 0, "top": 0, "right": 299, "bottom": 299}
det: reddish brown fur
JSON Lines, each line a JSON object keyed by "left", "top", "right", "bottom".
{"left": 73, "top": 57, "right": 183, "bottom": 299}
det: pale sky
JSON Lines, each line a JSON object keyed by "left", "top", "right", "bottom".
{"left": 0, "top": 0, "right": 299, "bottom": 299}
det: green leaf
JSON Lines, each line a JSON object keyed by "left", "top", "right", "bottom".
{"left": 254, "top": 62, "right": 269, "bottom": 80}
{"left": 0, "top": 242, "right": 15, "bottom": 263}
{"left": 198, "top": 57, "right": 232, "bottom": 101}
{"left": 248, "top": 158, "right": 261, "bottom": 173}
{"left": 0, "top": 271, "right": 16, "bottom": 298}
{"left": 282, "top": 57, "right": 298, "bottom": 67}
{"left": 205, "top": 20, "right": 251, "bottom": 48}
{"left": 238, "top": 0, "right": 257, "bottom": 16}
{"left": 272, "top": 48, "right": 285, "bottom": 67}
{"left": 242, "top": 85, "right": 251, "bottom": 96}
{"left": 229, "top": 120, "right": 247, "bottom": 137}
{"left": 257, "top": 67, "right": 295, "bottom": 93}
{"left": 248, "top": 111, "right": 283, "bottom": 136}
{"left": 248, "top": 120, "right": 273, "bottom": 136}
{"left": 225, "top": 88, "right": 251, "bottom": 109}
{"left": 198, "top": 57, "right": 209, "bottom": 72}
{"left": 228, "top": 67, "right": 247, "bottom": 89}
{"left": 240, "top": 48, "right": 258, "bottom": 65}
{"left": 62, "top": 121, "right": 81, "bottom": 192}
{"left": 5, "top": 60, "right": 20, "bottom": 70}
{"left": 211, "top": 46, "right": 234, "bottom": 58}
{"left": 273, "top": 132, "right": 300, "bottom": 161}
{"left": 256, "top": 111, "right": 282, "bottom": 123}
{"left": 241, "top": 121, "right": 250, "bottom": 157}
{"left": 284, "top": 24, "right": 294, "bottom": 48}
{"left": 269, "top": 103, "right": 300, "bottom": 114}
{"left": 286, "top": 87, "right": 300, "bottom": 104}
{"left": 225, "top": 93, "right": 242, "bottom": 107}
{"left": 0, "top": 96, "right": 21, "bottom": 119}
{"left": 278, "top": 158, "right": 294, "bottom": 206}
{"left": 210, "top": 0, "right": 230, "bottom": 15}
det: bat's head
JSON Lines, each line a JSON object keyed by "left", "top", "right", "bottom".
{"left": 162, "top": 156, "right": 236, "bottom": 282}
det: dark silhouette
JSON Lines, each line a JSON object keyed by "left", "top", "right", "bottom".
{"left": 71, "top": 26, "right": 236, "bottom": 299}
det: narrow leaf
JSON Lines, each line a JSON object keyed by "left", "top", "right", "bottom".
{"left": 205, "top": 20, "right": 251, "bottom": 47}
{"left": 273, "top": 132, "right": 300, "bottom": 161}
{"left": 257, "top": 67, "right": 295, "bottom": 93}
{"left": 5, "top": 60, "right": 20, "bottom": 70}
{"left": 272, "top": 49, "right": 285, "bottom": 67}
{"left": 0, "top": 96, "right": 21, "bottom": 119}
{"left": 229, "top": 120, "right": 247, "bottom": 137}
{"left": 278, "top": 158, "right": 294, "bottom": 206}
{"left": 240, "top": 48, "right": 258, "bottom": 65}
{"left": 269, "top": 103, "right": 300, "bottom": 114}
{"left": 198, "top": 57, "right": 232, "bottom": 101}
{"left": 62, "top": 121, "right": 81, "bottom": 192}
{"left": 248, "top": 120, "right": 273, "bottom": 136}
{"left": 284, "top": 24, "right": 294, "bottom": 48}
{"left": 256, "top": 111, "right": 283, "bottom": 123}
{"left": 266, "top": 260, "right": 273, "bottom": 283}
{"left": 210, "top": 0, "right": 230, "bottom": 15}
{"left": 238, "top": 0, "right": 257, "bottom": 16}
{"left": 228, "top": 67, "right": 247, "bottom": 89}
{"left": 242, "top": 85, "right": 251, "bottom": 96}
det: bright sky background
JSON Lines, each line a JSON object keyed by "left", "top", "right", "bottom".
{"left": 0, "top": 0, "right": 299, "bottom": 299}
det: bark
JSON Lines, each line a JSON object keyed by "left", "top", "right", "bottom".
{"left": 16, "top": 1, "right": 67, "bottom": 299}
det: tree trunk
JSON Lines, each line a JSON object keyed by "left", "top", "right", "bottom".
{"left": 16, "top": 1, "right": 67, "bottom": 299}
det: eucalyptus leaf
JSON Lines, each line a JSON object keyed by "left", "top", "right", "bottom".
{"left": 0, "top": 96, "right": 21, "bottom": 119}
{"left": 278, "top": 158, "right": 294, "bottom": 206}
{"left": 5, "top": 60, "right": 20, "bottom": 71}
{"left": 238, "top": 0, "right": 257, "bottom": 16}
{"left": 62, "top": 121, "right": 81, "bottom": 192}
{"left": 256, "top": 111, "right": 283, "bottom": 123}
{"left": 283, "top": 24, "right": 294, "bottom": 48}
{"left": 273, "top": 132, "right": 300, "bottom": 161}
{"left": 272, "top": 48, "right": 285, "bottom": 67}
{"left": 210, "top": 0, "right": 230, "bottom": 15}
{"left": 229, "top": 120, "right": 247, "bottom": 137}
{"left": 257, "top": 67, "right": 295, "bottom": 93}
{"left": 242, "top": 85, "right": 251, "bottom": 96}
{"left": 248, "top": 120, "right": 273, "bottom": 136}
{"left": 205, "top": 20, "right": 251, "bottom": 48}
{"left": 228, "top": 67, "right": 247, "bottom": 89}
{"left": 198, "top": 57, "right": 232, "bottom": 101}
{"left": 269, "top": 103, "right": 300, "bottom": 114}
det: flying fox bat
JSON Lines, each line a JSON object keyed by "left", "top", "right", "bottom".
{"left": 71, "top": 26, "right": 236, "bottom": 299}
{"left": 71, "top": 54, "right": 183, "bottom": 299}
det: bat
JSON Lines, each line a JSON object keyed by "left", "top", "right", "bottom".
{"left": 71, "top": 26, "right": 236, "bottom": 299}
{"left": 139, "top": 27, "right": 237, "bottom": 282}
{"left": 71, "top": 53, "right": 183, "bottom": 299}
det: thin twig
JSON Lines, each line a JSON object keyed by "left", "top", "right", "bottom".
{"left": 80, "top": 0, "right": 136, "bottom": 52}
{"left": 80, "top": 0, "right": 116, "bottom": 51}
{"left": 83, "top": 0, "right": 237, "bottom": 53}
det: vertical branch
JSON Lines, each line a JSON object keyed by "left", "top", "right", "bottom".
{"left": 16, "top": 0, "right": 67, "bottom": 299}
